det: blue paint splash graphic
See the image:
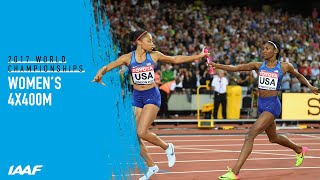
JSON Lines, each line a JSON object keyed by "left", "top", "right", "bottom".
{"left": 87, "top": 0, "right": 146, "bottom": 179}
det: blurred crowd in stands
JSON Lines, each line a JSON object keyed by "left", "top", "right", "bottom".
{"left": 98, "top": 0, "right": 320, "bottom": 96}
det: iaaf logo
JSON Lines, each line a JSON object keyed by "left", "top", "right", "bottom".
{"left": 8, "top": 165, "right": 43, "bottom": 175}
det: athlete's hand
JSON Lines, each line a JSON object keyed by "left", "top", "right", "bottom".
{"left": 199, "top": 46, "right": 210, "bottom": 58}
{"left": 309, "top": 86, "right": 319, "bottom": 95}
{"left": 206, "top": 61, "right": 216, "bottom": 68}
{"left": 91, "top": 74, "right": 106, "bottom": 86}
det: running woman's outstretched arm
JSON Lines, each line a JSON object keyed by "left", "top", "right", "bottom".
{"left": 208, "top": 62, "right": 261, "bottom": 72}
{"left": 153, "top": 47, "right": 209, "bottom": 64}
{"left": 91, "top": 53, "right": 130, "bottom": 86}
{"left": 285, "top": 62, "right": 319, "bottom": 95}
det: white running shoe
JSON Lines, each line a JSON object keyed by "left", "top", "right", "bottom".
{"left": 165, "top": 143, "right": 176, "bottom": 167}
{"left": 139, "top": 165, "right": 159, "bottom": 180}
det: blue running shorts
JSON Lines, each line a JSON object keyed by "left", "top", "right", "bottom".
{"left": 132, "top": 87, "right": 161, "bottom": 108}
{"left": 258, "top": 96, "right": 281, "bottom": 118}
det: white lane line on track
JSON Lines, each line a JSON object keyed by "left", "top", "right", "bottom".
{"left": 166, "top": 147, "right": 320, "bottom": 153}
{"left": 158, "top": 134, "right": 320, "bottom": 138}
{"left": 147, "top": 143, "right": 320, "bottom": 148}
{"left": 149, "top": 148, "right": 320, "bottom": 158}
{"left": 154, "top": 157, "right": 320, "bottom": 164}
{"left": 145, "top": 137, "right": 320, "bottom": 143}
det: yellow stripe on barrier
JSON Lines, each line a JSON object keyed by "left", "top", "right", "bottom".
{"left": 222, "top": 126, "right": 234, "bottom": 130}
{"left": 198, "top": 120, "right": 214, "bottom": 128}
{"left": 298, "top": 125, "right": 308, "bottom": 129}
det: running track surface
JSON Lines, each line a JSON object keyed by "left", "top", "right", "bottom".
{"left": 135, "top": 133, "right": 320, "bottom": 180}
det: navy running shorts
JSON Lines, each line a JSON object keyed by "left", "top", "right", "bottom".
{"left": 132, "top": 87, "right": 161, "bottom": 108}
{"left": 258, "top": 96, "right": 281, "bottom": 118}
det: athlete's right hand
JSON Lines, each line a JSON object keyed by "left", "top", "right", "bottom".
{"left": 91, "top": 74, "right": 106, "bottom": 86}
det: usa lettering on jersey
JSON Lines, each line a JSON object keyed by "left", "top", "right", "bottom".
{"left": 132, "top": 65, "right": 155, "bottom": 84}
{"left": 258, "top": 71, "right": 279, "bottom": 90}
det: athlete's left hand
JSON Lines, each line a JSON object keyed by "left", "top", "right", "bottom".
{"left": 309, "top": 86, "right": 319, "bottom": 95}
{"left": 199, "top": 46, "right": 210, "bottom": 58}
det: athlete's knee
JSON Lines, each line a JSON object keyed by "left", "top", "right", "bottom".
{"left": 268, "top": 136, "right": 278, "bottom": 143}
{"left": 245, "top": 130, "right": 260, "bottom": 141}
{"left": 137, "top": 129, "right": 148, "bottom": 139}
{"left": 244, "top": 133, "right": 255, "bottom": 142}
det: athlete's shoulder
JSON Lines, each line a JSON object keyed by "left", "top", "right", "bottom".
{"left": 253, "top": 62, "right": 263, "bottom": 65}
{"left": 116, "top": 52, "right": 132, "bottom": 66}
{"left": 150, "top": 51, "right": 162, "bottom": 56}
{"left": 280, "top": 61, "right": 294, "bottom": 71}
{"left": 280, "top": 61, "right": 293, "bottom": 68}
{"left": 150, "top": 50, "right": 161, "bottom": 54}
{"left": 280, "top": 61, "right": 290, "bottom": 65}
{"left": 118, "top": 52, "right": 132, "bottom": 60}
{"left": 124, "top": 52, "right": 133, "bottom": 58}
{"left": 149, "top": 51, "right": 163, "bottom": 61}
{"left": 251, "top": 61, "right": 263, "bottom": 69}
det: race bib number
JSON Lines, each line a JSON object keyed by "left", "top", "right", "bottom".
{"left": 258, "top": 71, "right": 279, "bottom": 90}
{"left": 132, "top": 65, "right": 155, "bottom": 84}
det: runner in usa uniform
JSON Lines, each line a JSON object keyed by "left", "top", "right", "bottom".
{"left": 208, "top": 40, "right": 319, "bottom": 180}
{"left": 92, "top": 30, "right": 209, "bottom": 180}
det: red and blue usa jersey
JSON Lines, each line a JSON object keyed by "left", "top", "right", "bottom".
{"left": 258, "top": 61, "right": 284, "bottom": 91}
{"left": 128, "top": 51, "right": 156, "bottom": 85}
